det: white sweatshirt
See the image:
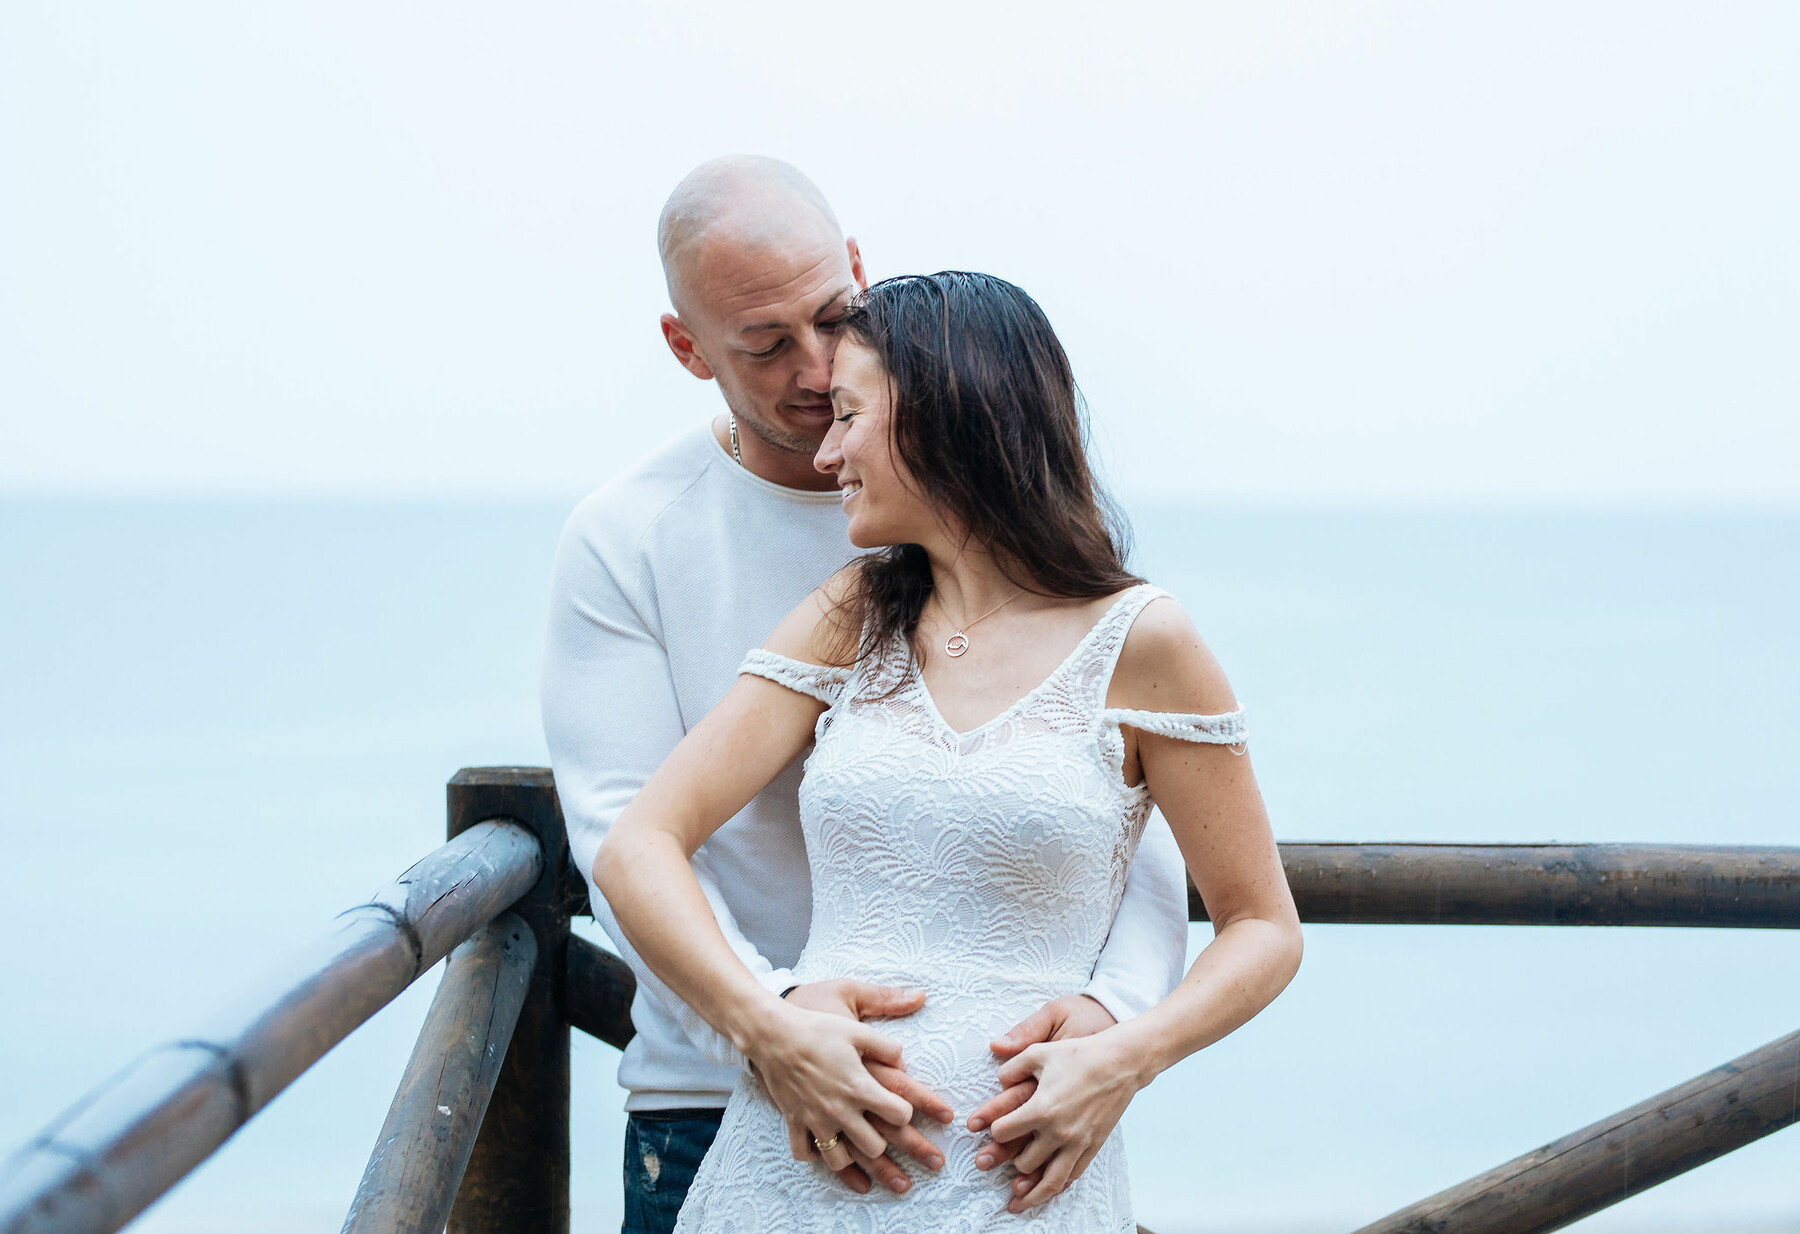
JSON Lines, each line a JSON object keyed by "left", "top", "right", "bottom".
{"left": 541, "top": 424, "right": 1191, "bottom": 1112}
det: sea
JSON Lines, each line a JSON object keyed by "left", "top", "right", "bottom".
{"left": 1, "top": 497, "right": 1795, "bottom": 1233}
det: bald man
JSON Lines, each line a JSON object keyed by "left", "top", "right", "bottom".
{"left": 542, "top": 156, "right": 1190, "bottom": 1234}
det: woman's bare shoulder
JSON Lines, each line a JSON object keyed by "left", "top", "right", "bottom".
{"left": 1107, "top": 594, "right": 1240, "bottom": 716}
{"left": 762, "top": 565, "right": 863, "bottom": 669}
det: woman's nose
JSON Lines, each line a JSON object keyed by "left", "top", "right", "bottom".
{"left": 814, "top": 422, "right": 843, "bottom": 475}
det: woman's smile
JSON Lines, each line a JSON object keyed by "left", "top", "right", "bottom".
{"left": 816, "top": 336, "right": 919, "bottom": 546}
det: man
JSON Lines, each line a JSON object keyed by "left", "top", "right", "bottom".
{"left": 541, "top": 155, "right": 1190, "bottom": 1234}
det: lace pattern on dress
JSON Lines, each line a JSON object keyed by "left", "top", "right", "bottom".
{"left": 676, "top": 584, "right": 1216, "bottom": 1232}
{"left": 739, "top": 648, "right": 850, "bottom": 707}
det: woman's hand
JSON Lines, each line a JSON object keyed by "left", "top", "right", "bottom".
{"left": 965, "top": 993, "right": 1118, "bottom": 1186}
{"left": 742, "top": 999, "right": 918, "bottom": 1175}
{"left": 981, "top": 1029, "right": 1147, "bottom": 1213}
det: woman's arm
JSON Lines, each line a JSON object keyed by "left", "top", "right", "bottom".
{"left": 980, "top": 597, "right": 1303, "bottom": 1212}
{"left": 543, "top": 503, "right": 807, "bottom": 1067}
{"left": 593, "top": 583, "right": 915, "bottom": 1168}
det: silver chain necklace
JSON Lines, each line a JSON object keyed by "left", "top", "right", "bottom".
{"left": 729, "top": 414, "right": 743, "bottom": 466}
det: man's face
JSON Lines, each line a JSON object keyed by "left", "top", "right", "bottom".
{"left": 669, "top": 229, "right": 866, "bottom": 455}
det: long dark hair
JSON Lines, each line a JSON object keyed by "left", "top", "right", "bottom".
{"left": 832, "top": 271, "right": 1141, "bottom": 668}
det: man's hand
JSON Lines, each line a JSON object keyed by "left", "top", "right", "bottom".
{"left": 780, "top": 980, "right": 951, "bottom": 1195}
{"left": 964, "top": 994, "right": 1117, "bottom": 1200}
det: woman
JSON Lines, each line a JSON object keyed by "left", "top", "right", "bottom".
{"left": 597, "top": 272, "right": 1301, "bottom": 1231}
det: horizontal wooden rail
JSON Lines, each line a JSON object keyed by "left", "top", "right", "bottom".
{"left": 1190, "top": 843, "right": 1800, "bottom": 927}
{"left": 454, "top": 769, "right": 1799, "bottom": 932}
{"left": 1354, "top": 1025, "right": 1800, "bottom": 1233}
{"left": 0, "top": 821, "right": 541, "bottom": 1234}
{"left": 558, "top": 841, "right": 1800, "bottom": 1053}
{"left": 343, "top": 913, "right": 537, "bottom": 1234}
{"left": 564, "top": 935, "right": 636, "bottom": 1050}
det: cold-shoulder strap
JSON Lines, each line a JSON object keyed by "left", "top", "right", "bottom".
{"left": 1095, "top": 586, "right": 1248, "bottom": 752}
{"left": 1101, "top": 705, "right": 1248, "bottom": 751}
{"left": 739, "top": 648, "right": 850, "bottom": 707}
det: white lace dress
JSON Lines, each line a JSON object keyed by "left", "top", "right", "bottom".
{"left": 673, "top": 585, "right": 1246, "bottom": 1233}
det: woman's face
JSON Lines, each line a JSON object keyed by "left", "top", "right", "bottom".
{"left": 814, "top": 338, "right": 930, "bottom": 549}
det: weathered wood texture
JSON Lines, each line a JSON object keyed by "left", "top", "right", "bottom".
{"left": 446, "top": 769, "right": 578, "bottom": 1234}
{"left": 342, "top": 913, "right": 537, "bottom": 1234}
{"left": 0, "top": 822, "right": 541, "bottom": 1234}
{"left": 1353, "top": 1026, "right": 1800, "bottom": 1234}
{"left": 1188, "top": 843, "right": 1800, "bottom": 927}
{"left": 564, "top": 934, "right": 637, "bottom": 1050}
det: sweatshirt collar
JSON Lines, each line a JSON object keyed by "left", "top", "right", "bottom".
{"left": 703, "top": 423, "right": 844, "bottom": 504}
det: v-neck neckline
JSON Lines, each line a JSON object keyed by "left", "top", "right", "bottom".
{"left": 909, "top": 585, "right": 1148, "bottom": 742}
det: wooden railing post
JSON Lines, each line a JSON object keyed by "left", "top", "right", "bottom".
{"left": 445, "top": 768, "right": 583, "bottom": 1234}
{"left": 342, "top": 914, "right": 538, "bottom": 1234}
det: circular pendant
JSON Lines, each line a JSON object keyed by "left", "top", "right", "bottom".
{"left": 945, "top": 632, "right": 970, "bottom": 658}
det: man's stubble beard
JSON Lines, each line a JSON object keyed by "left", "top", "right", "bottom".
{"left": 722, "top": 389, "right": 828, "bottom": 458}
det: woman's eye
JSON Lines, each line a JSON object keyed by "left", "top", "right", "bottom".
{"left": 834, "top": 412, "right": 857, "bottom": 424}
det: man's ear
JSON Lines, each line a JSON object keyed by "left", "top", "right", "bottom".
{"left": 846, "top": 237, "right": 867, "bottom": 292}
{"left": 660, "top": 313, "right": 716, "bottom": 381}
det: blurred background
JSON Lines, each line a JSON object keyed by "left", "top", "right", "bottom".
{"left": 2, "top": 2, "right": 1795, "bottom": 1231}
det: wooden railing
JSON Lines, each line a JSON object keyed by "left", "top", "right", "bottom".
{"left": 1, "top": 766, "right": 1794, "bottom": 1234}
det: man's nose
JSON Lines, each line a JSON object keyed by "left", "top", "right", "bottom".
{"left": 795, "top": 331, "right": 832, "bottom": 395}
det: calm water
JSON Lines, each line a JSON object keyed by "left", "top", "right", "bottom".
{"left": 1, "top": 498, "right": 1795, "bottom": 1232}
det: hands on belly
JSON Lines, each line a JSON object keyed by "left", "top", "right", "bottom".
{"left": 757, "top": 983, "right": 1132, "bottom": 1213}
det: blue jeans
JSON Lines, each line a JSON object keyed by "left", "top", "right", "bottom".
{"left": 622, "top": 1108, "right": 725, "bottom": 1234}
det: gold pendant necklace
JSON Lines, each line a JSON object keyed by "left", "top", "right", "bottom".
{"left": 942, "top": 589, "right": 1022, "bottom": 658}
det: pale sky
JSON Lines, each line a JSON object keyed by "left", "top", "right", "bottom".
{"left": 2, "top": 1, "right": 1795, "bottom": 505}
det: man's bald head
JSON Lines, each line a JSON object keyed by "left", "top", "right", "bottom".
{"left": 657, "top": 155, "right": 845, "bottom": 315}
{"left": 653, "top": 156, "right": 866, "bottom": 490}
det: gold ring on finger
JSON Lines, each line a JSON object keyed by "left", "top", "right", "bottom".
{"left": 813, "top": 1133, "right": 841, "bottom": 1153}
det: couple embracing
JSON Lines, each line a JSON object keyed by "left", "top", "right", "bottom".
{"left": 542, "top": 156, "right": 1302, "bottom": 1233}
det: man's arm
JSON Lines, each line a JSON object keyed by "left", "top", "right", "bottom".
{"left": 541, "top": 507, "right": 792, "bottom": 1066}
{"left": 1080, "top": 813, "right": 1190, "bottom": 1021}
